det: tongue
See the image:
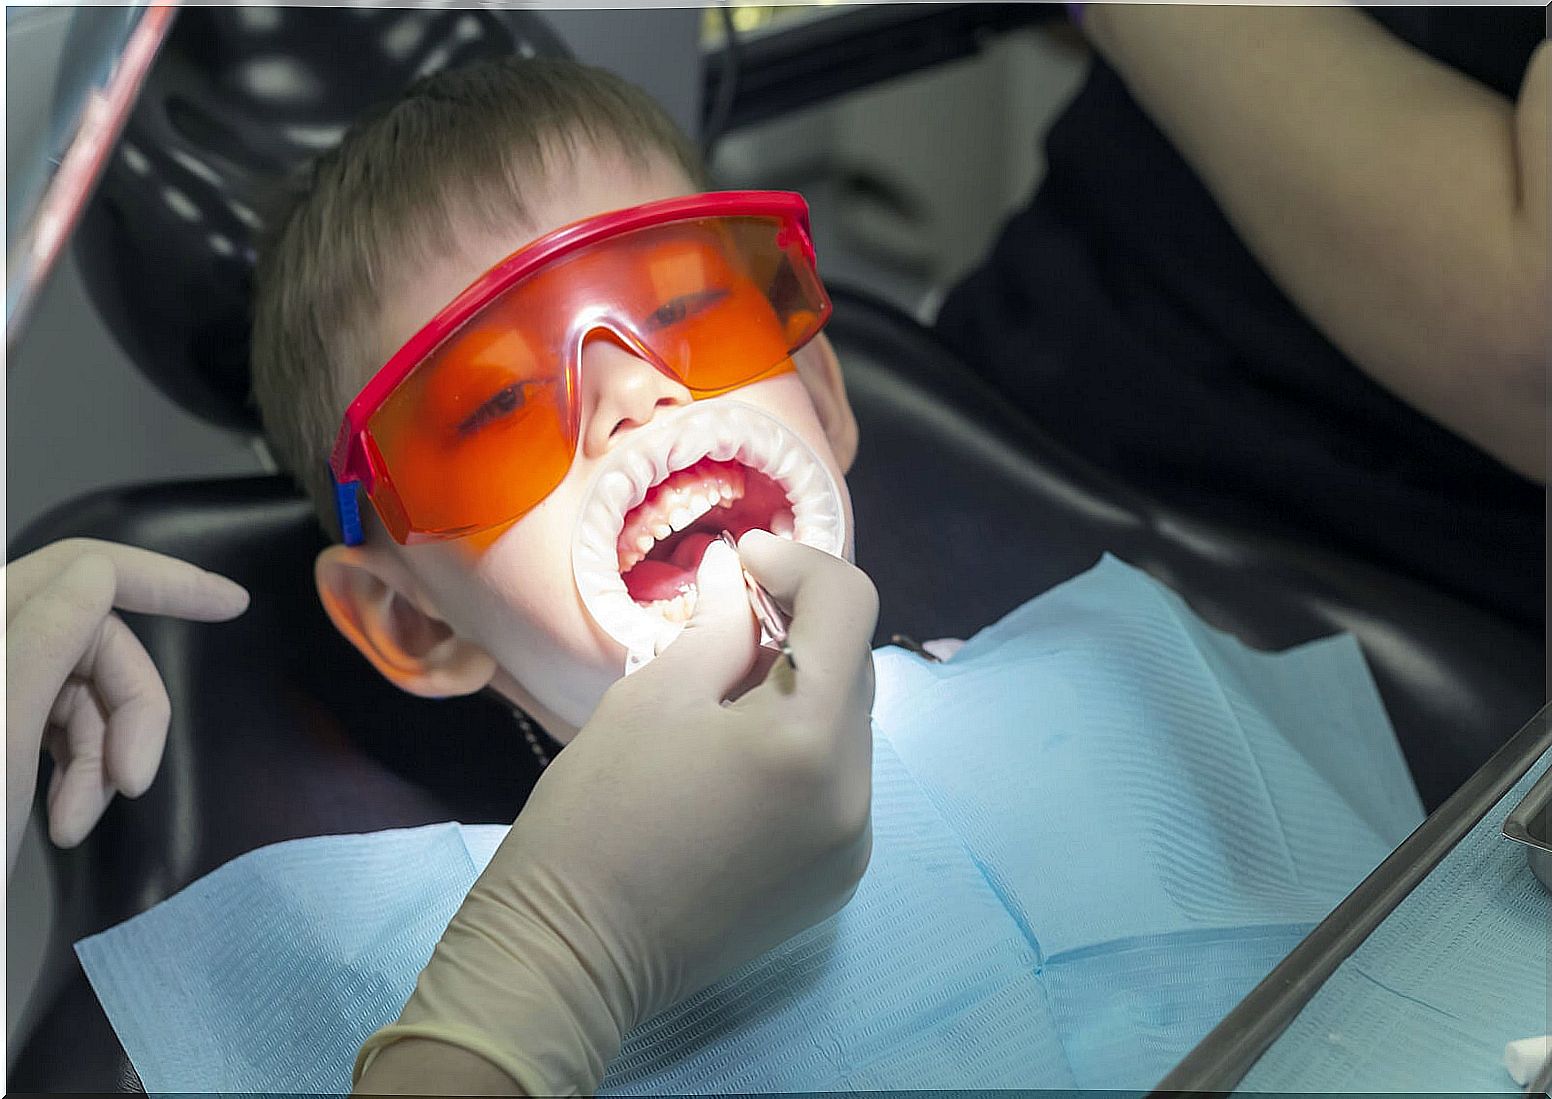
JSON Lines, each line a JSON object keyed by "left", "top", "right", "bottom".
{"left": 670, "top": 530, "right": 719, "bottom": 570}
{"left": 623, "top": 531, "right": 719, "bottom": 602}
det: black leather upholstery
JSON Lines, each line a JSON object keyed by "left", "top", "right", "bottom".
{"left": 10, "top": 289, "right": 1544, "bottom": 1090}
{"left": 71, "top": 6, "right": 568, "bottom": 432}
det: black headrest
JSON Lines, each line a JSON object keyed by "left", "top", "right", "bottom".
{"left": 71, "top": 7, "right": 570, "bottom": 433}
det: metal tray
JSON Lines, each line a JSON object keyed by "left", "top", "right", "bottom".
{"left": 1155, "top": 703, "right": 1552, "bottom": 1095}
{"left": 1502, "top": 760, "right": 1552, "bottom": 892}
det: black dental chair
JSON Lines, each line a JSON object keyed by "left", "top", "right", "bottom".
{"left": 10, "top": 7, "right": 1544, "bottom": 1090}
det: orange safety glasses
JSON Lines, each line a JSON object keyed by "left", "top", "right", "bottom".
{"left": 329, "top": 191, "right": 832, "bottom": 545}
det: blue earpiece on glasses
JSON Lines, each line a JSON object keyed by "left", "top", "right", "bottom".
{"left": 329, "top": 466, "right": 365, "bottom": 547}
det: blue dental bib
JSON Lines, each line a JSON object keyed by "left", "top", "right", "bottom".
{"left": 77, "top": 556, "right": 1421, "bottom": 1093}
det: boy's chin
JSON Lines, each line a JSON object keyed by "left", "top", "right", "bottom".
{"left": 513, "top": 630, "right": 780, "bottom": 734}
{"left": 485, "top": 644, "right": 620, "bottom": 742}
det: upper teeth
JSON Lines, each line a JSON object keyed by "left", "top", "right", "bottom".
{"left": 572, "top": 401, "right": 846, "bottom": 662}
{"left": 616, "top": 467, "right": 746, "bottom": 573}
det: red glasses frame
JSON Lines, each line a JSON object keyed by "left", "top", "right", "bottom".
{"left": 328, "top": 190, "right": 820, "bottom": 496}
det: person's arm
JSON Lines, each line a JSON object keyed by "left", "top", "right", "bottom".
{"left": 1083, "top": 6, "right": 1548, "bottom": 481}
{"left": 356, "top": 1039, "right": 522, "bottom": 1095}
{"left": 355, "top": 533, "right": 879, "bottom": 1095}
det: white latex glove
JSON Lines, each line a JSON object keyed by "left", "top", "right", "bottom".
{"left": 356, "top": 529, "right": 879, "bottom": 1095}
{"left": 5, "top": 539, "right": 249, "bottom": 876}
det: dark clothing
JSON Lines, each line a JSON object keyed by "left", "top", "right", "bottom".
{"left": 936, "top": 7, "right": 1545, "bottom": 629}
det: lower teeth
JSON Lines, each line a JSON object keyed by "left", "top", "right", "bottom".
{"left": 631, "top": 526, "right": 798, "bottom": 625}
{"left": 649, "top": 589, "right": 698, "bottom": 623}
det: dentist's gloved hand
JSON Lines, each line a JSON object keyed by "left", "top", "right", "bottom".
{"left": 355, "top": 530, "right": 879, "bottom": 1096}
{"left": 6, "top": 539, "right": 250, "bottom": 877}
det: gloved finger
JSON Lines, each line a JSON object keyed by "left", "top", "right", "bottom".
{"left": 48, "top": 676, "right": 93, "bottom": 728}
{"left": 6, "top": 555, "right": 117, "bottom": 750}
{"left": 647, "top": 538, "right": 759, "bottom": 701}
{"left": 735, "top": 530, "right": 878, "bottom": 708}
{"left": 45, "top": 727, "right": 65, "bottom": 815}
{"left": 7, "top": 539, "right": 248, "bottom": 622}
{"left": 87, "top": 613, "right": 172, "bottom": 798}
{"left": 45, "top": 686, "right": 115, "bottom": 848}
{"left": 43, "top": 624, "right": 166, "bottom": 796}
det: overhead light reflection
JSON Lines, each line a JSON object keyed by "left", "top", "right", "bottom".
{"left": 237, "top": 56, "right": 324, "bottom": 103}
{"left": 382, "top": 15, "right": 423, "bottom": 61}
{"left": 122, "top": 143, "right": 151, "bottom": 176}
{"left": 415, "top": 45, "right": 451, "bottom": 78}
{"left": 162, "top": 186, "right": 201, "bottom": 223}
{"left": 170, "top": 148, "right": 222, "bottom": 187}
{"left": 228, "top": 200, "right": 262, "bottom": 229}
{"left": 236, "top": 7, "right": 282, "bottom": 33}
{"left": 282, "top": 123, "right": 346, "bottom": 150}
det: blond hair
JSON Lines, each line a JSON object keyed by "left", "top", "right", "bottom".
{"left": 251, "top": 57, "right": 706, "bottom": 538}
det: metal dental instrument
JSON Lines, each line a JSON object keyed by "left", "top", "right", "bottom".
{"left": 889, "top": 634, "right": 943, "bottom": 664}
{"left": 718, "top": 531, "right": 795, "bottom": 669}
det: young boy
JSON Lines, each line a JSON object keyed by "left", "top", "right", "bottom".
{"left": 77, "top": 57, "right": 1420, "bottom": 1094}
{"left": 252, "top": 59, "right": 861, "bottom": 739}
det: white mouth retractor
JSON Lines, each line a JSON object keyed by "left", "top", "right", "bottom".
{"left": 571, "top": 401, "right": 847, "bottom": 675}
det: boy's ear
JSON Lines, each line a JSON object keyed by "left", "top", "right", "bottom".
{"left": 794, "top": 334, "right": 859, "bottom": 472}
{"left": 314, "top": 544, "right": 497, "bottom": 699}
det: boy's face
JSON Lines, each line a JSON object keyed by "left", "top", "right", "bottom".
{"left": 316, "top": 148, "right": 858, "bottom": 736}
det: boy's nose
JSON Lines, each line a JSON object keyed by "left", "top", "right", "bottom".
{"left": 578, "top": 333, "right": 692, "bottom": 458}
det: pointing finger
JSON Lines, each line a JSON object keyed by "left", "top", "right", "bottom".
{"left": 8, "top": 539, "right": 248, "bottom": 622}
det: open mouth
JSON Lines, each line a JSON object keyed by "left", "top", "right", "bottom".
{"left": 572, "top": 401, "right": 845, "bottom": 665}
{"left": 617, "top": 457, "right": 795, "bottom": 623}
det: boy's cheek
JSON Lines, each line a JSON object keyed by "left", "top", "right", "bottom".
{"left": 471, "top": 530, "right": 628, "bottom": 678}
{"left": 452, "top": 519, "right": 518, "bottom": 559}
{"left": 738, "top": 377, "right": 857, "bottom": 552}
{"left": 495, "top": 624, "right": 626, "bottom": 732}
